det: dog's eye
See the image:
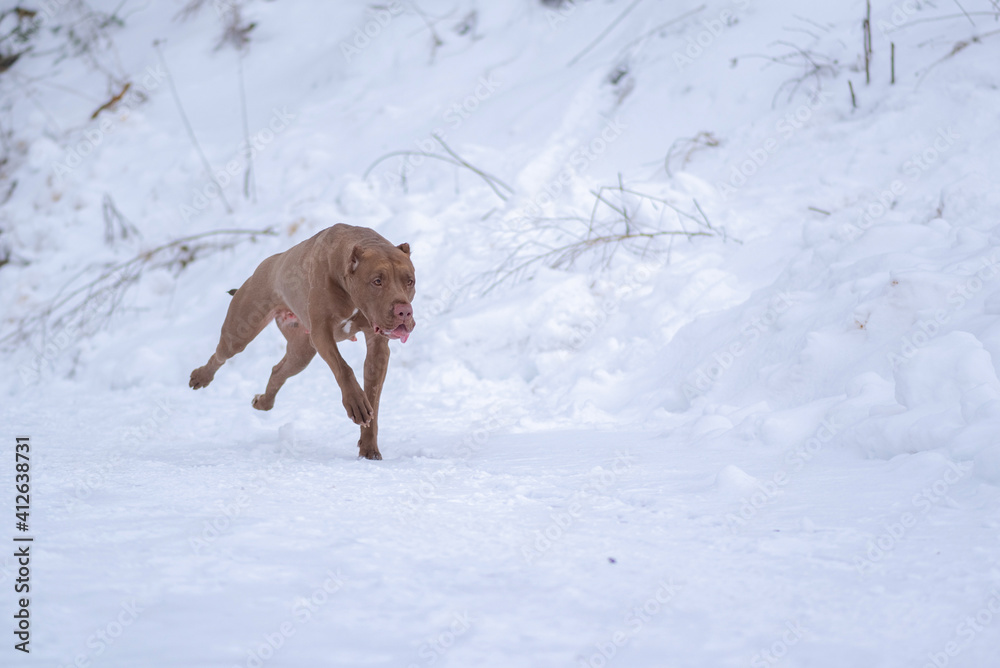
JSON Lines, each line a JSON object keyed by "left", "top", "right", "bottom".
{"left": 407, "top": 278, "right": 414, "bottom": 287}
{"left": 372, "top": 277, "right": 382, "bottom": 286}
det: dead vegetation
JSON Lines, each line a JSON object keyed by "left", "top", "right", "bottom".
{"left": 0, "top": 228, "right": 276, "bottom": 352}
{"left": 741, "top": 40, "right": 840, "bottom": 107}
{"left": 664, "top": 131, "right": 720, "bottom": 177}
{"left": 364, "top": 134, "right": 514, "bottom": 202}
{"left": 484, "top": 176, "right": 734, "bottom": 294}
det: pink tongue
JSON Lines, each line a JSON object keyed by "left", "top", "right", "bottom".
{"left": 392, "top": 325, "right": 410, "bottom": 343}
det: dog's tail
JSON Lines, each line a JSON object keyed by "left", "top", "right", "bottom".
{"left": 227, "top": 288, "right": 238, "bottom": 296}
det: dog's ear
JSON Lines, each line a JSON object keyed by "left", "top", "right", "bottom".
{"left": 397, "top": 242, "right": 410, "bottom": 255}
{"left": 349, "top": 245, "right": 366, "bottom": 273}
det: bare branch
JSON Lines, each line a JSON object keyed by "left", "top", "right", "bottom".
{"left": 1, "top": 227, "right": 276, "bottom": 350}
{"left": 567, "top": 0, "right": 646, "bottom": 67}
{"left": 481, "top": 179, "right": 736, "bottom": 294}
{"left": 363, "top": 138, "right": 513, "bottom": 202}
{"left": 154, "top": 40, "right": 233, "bottom": 214}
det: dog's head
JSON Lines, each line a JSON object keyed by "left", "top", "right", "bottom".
{"left": 346, "top": 241, "right": 416, "bottom": 342}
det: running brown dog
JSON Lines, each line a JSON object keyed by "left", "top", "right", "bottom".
{"left": 189, "top": 224, "right": 416, "bottom": 460}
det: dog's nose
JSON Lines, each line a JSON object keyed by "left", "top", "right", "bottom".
{"left": 394, "top": 302, "right": 413, "bottom": 320}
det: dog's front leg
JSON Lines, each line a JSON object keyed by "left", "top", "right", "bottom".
{"left": 309, "top": 303, "right": 373, "bottom": 428}
{"left": 358, "top": 334, "right": 390, "bottom": 460}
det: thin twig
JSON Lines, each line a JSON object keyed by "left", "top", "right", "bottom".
{"left": 617, "top": 187, "right": 705, "bottom": 226}
{"left": 154, "top": 40, "right": 232, "bottom": 213}
{"left": 363, "top": 140, "right": 513, "bottom": 202}
{"left": 692, "top": 198, "right": 711, "bottom": 230}
{"left": 237, "top": 50, "right": 256, "bottom": 203}
{"left": 363, "top": 150, "right": 451, "bottom": 177}
{"left": 615, "top": 5, "right": 706, "bottom": 54}
{"left": 743, "top": 41, "right": 839, "bottom": 106}
{"left": 568, "top": 0, "right": 646, "bottom": 67}
{"left": 486, "top": 229, "right": 711, "bottom": 293}
{"left": 90, "top": 82, "right": 130, "bottom": 119}
{"left": 409, "top": 1, "right": 445, "bottom": 62}
{"left": 890, "top": 42, "right": 895, "bottom": 84}
{"left": 102, "top": 193, "right": 140, "bottom": 245}
{"left": 916, "top": 28, "right": 1000, "bottom": 89}
{"left": 618, "top": 173, "right": 629, "bottom": 235}
{"left": 431, "top": 134, "right": 513, "bottom": 197}
{"left": 952, "top": 0, "right": 977, "bottom": 26}
{"left": 482, "top": 181, "right": 736, "bottom": 294}
{"left": 1, "top": 228, "right": 276, "bottom": 349}
{"left": 590, "top": 188, "right": 628, "bottom": 220}
{"left": 888, "top": 12, "right": 998, "bottom": 31}
{"left": 664, "top": 131, "right": 719, "bottom": 177}
{"left": 863, "top": 0, "right": 871, "bottom": 85}
{"left": 792, "top": 14, "right": 831, "bottom": 33}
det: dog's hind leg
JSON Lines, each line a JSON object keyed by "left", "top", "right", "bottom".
{"left": 190, "top": 265, "right": 280, "bottom": 390}
{"left": 252, "top": 316, "right": 316, "bottom": 411}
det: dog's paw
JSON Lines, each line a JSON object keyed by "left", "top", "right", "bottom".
{"left": 342, "top": 386, "right": 374, "bottom": 426}
{"left": 189, "top": 367, "right": 215, "bottom": 389}
{"left": 252, "top": 394, "right": 274, "bottom": 411}
{"left": 357, "top": 437, "right": 382, "bottom": 460}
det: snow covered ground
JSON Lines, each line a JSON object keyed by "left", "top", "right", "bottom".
{"left": 3, "top": 0, "right": 1000, "bottom": 666}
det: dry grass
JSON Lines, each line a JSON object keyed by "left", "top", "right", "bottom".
{"left": 1, "top": 227, "right": 276, "bottom": 351}
{"left": 483, "top": 176, "right": 735, "bottom": 294}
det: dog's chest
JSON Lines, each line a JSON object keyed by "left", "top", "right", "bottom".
{"left": 340, "top": 308, "right": 359, "bottom": 331}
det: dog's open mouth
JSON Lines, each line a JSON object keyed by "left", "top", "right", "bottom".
{"left": 374, "top": 324, "right": 410, "bottom": 343}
